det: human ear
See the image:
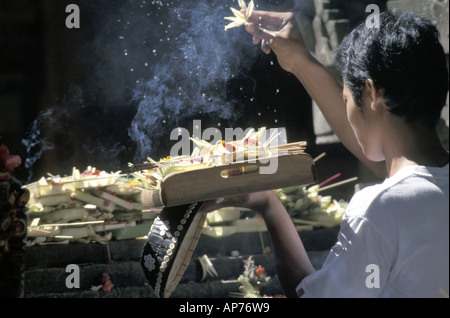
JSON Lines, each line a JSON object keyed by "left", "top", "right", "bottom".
{"left": 365, "top": 79, "right": 385, "bottom": 111}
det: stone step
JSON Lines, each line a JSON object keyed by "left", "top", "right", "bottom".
{"left": 24, "top": 227, "right": 339, "bottom": 269}
{"left": 25, "top": 285, "right": 156, "bottom": 298}
{"left": 24, "top": 280, "right": 280, "bottom": 298}
{"left": 25, "top": 240, "right": 145, "bottom": 269}
{"left": 23, "top": 227, "right": 336, "bottom": 297}
{"left": 24, "top": 251, "right": 329, "bottom": 298}
{"left": 25, "top": 261, "right": 145, "bottom": 295}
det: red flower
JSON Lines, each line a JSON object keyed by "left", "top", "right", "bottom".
{"left": 0, "top": 142, "right": 22, "bottom": 173}
{"left": 255, "top": 266, "right": 265, "bottom": 276}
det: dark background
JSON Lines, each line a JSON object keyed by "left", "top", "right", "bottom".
{"left": 0, "top": 0, "right": 383, "bottom": 200}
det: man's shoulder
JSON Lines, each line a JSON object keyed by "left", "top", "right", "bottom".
{"left": 347, "top": 164, "right": 449, "bottom": 220}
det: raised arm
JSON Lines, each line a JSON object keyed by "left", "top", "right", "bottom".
{"left": 245, "top": 11, "right": 387, "bottom": 179}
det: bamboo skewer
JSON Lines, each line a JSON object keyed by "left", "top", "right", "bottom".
{"left": 38, "top": 220, "right": 105, "bottom": 227}
{"left": 319, "top": 173, "right": 342, "bottom": 187}
{"left": 313, "top": 152, "right": 327, "bottom": 163}
{"left": 318, "top": 177, "right": 358, "bottom": 192}
{"left": 27, "top": 227, "right": 52, "bottom": 234}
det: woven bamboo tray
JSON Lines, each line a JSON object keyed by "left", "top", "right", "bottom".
{"left": 140, "top": 152, "right": 317, "bottom": 208}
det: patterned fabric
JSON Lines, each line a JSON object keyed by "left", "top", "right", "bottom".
{"left": 140, "top": 202, "right": 205, "bottom": 298}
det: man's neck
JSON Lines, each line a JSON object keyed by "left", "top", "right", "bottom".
{"left": 383, "top": 124, "right": 449, "bottom": 177}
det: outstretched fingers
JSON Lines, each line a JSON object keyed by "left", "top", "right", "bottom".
{"left": 244, "top": 10, "right": 294, "bottom": 54}
{"left": 245, "top": 23, "right": 275, "bottom": 54}
{"left": 247, "top": 10, "right": 287, "bottom": 31}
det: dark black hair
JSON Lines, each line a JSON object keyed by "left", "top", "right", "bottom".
{"left": 335, "top": 9, "right": 449, "bottom": 128}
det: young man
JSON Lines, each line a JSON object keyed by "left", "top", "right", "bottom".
{"left": 201, "top": 9, "right": 449, "bottom": 297}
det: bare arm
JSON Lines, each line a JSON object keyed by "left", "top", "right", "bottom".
{"left": 245, "top": 11, "right": 386, "bottom": 179}
{"left": 291, "top": 52, "right": 386, "bottom": 178}
{"left": 259, "top": 191, "right": 315, "bottom": 297}
{"left": 200, "top": 191, "right": 315, "bottom": 297}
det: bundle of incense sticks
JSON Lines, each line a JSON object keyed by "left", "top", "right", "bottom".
{"left": 269, "top": 141, "right": 307, "bottom": 153}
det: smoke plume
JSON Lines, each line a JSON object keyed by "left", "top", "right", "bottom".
{"left": 129, "top": 0, "right": 258, "bottom": 161}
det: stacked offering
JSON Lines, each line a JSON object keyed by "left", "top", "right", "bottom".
{"left": 130, "top": 127, "right": 300, "bottom": 192}
{"left": 23, "top": 127, "right": 340, "bottom": 246}
{"left": 24, "top": 166, "right": 160, "bottom": 245}
{"left": 276, "top": 184, "right": 348, "bottom": 228}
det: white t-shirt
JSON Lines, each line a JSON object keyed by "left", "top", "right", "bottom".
{"left": 297, "top": 164, "right": 449, "bottom": 298}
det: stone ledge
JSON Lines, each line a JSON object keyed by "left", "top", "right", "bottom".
{"left": 24, "top": 227, "right": 339, "bottom": 269}
{"left": 24, "top": 251, "right": 330, "bottom": 298}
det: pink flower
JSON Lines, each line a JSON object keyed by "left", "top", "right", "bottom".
{"left": 0, "top": 143, "right": 22, "bottom": 173}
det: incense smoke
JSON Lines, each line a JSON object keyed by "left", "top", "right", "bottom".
{"left": 21, "top": 0, "right": 304, "bottom": 181}
{"left": 21, "top": 109, "right": 55, "bottom": 182}
{"left": 128, "top": 0, "right": 257, "bottom": 161}
{"left": 21, "top": 0, "right": 259, "bottom": 179}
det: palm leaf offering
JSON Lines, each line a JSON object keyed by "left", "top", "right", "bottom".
{"left": 132, "top": 128, "right": 314, "bottom": 208}
{"left": 130, "top": 127, "right": 306, "bottom": 192}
